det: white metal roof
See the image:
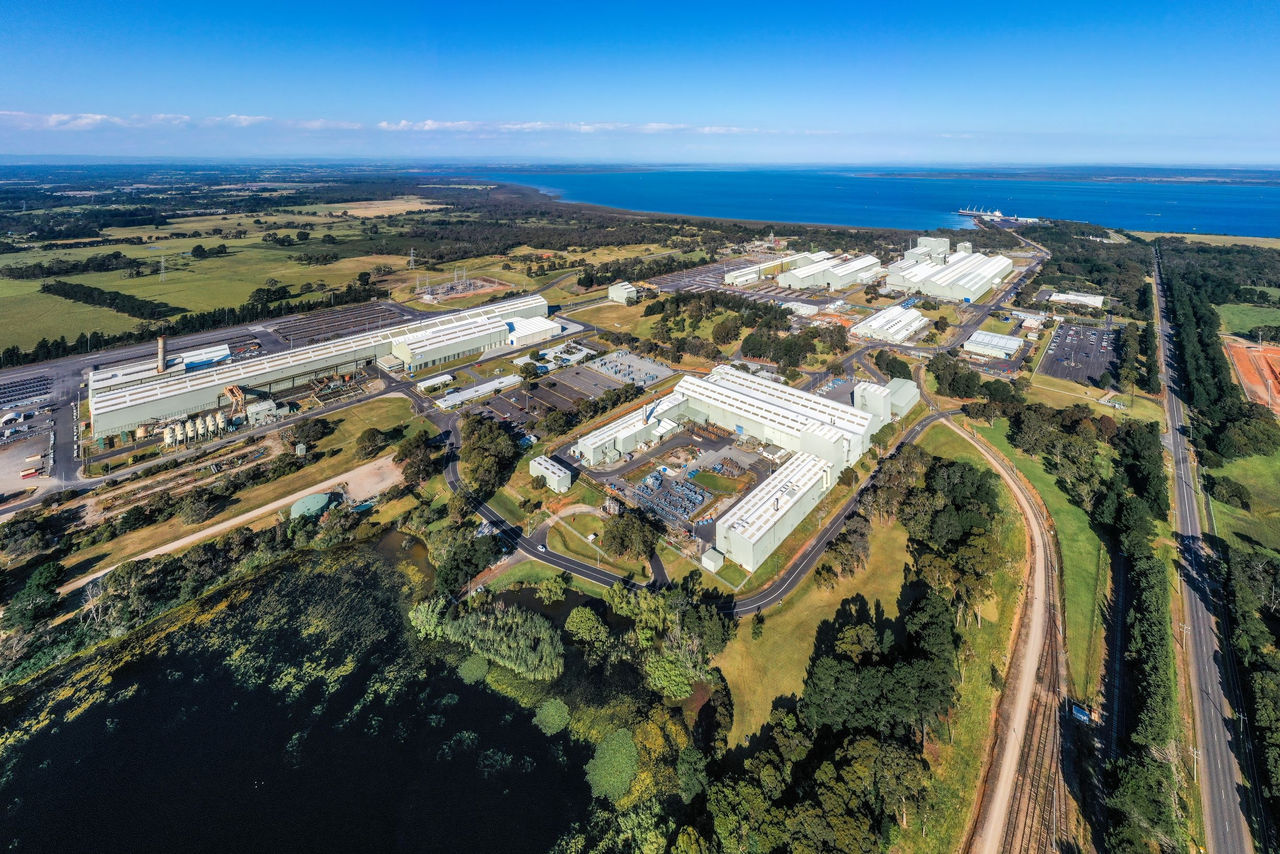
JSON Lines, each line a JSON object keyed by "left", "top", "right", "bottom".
{"left": 530, "top": 455, "right": 571, "bottom": 479}
{"left": 965, "top": 330, "right": 1024, "bottom": 352}
{"left": 719, "top": 452, "right": 830, "bottom": 545}
{"left": 784, "top": 258, "right": 842, "bottom": 280}
{"left": 393, "top": 317, "right": 508, "bottom": 358}
{"left": 88, "top": 294, "right": 547, "bottom": 417}
{"left": 831, "top": 254, "right": 880, "bottom": 276}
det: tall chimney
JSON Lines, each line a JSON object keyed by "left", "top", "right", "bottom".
{"left": 157, "top": 336, "right": 167, "bottom": 374}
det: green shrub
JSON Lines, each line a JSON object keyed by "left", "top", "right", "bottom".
{"left": 585, "top": 728, "right": 639, "bottom": 802}
{"left": 533, "top": 698, "right": 570, "bottom": 735}
{"left": 457, "top": 654, "right": 490, "bottom": 685}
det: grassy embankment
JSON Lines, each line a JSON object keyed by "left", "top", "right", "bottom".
{"left": 971, "top": 417, "right": 1109, "bottom": 701}
{"left": 1205, "top": 446, "right": 1280, "bottom": 555}
{"left": 61, "top": 397, "right": 425, "bottom": 581}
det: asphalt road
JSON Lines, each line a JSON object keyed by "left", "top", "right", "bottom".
{"left": 446, "top": 408, "right": 958, "bottom": 616}
{"left": 1154, "top": 247, "right": 1259, "bottom": 854}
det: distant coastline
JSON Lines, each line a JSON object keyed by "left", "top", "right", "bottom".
{"left": 471, "top": 167, "right": 1280, "bottom": 237}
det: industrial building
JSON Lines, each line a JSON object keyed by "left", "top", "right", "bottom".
{"left": 855, "top": 378, "right": 920, "bottom": 423}
{"left": 608, "top": 281, "right": 639, "bottom": 304}
{"left": 723, "top": 251, "right": 832, "bottom": 286}
{"left": 885, "top": 237, "right": 1014, "bottom": 302}
{"left": 714, "top": 452, "right": 831, "bottom": 572}
{"left": 572, "top": 367, "right": 919, "bottom": 572}
{"left": 87, "top": 294, "right": 551, "bottom": 438}
{"left": 529, "top": 455, "right": 573, "bottom": 493}
{"left": 1049, "top": 291, "right": 1106, "bottom": 309}
{"left": 435, "top": 375, "right": 521, "bottom": 409}
{"left": 963, "top": 330, "right": 1025, "bottom": 360}
{"left": 851, "top": 304, "right": 931, "bottom": 344}
{"left": 775, "top": 254, "right": 881, "bottom": 291}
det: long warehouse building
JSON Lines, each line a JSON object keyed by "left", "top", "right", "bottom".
{"left": 88, "top": 295, "right": 552, "bottom": 437}
{"left": 886, "top": 237, "right": 1013, "bottom": 302}
{"left": 851, "top": 304, "right": 931, "bottom": 343}
{"left": 572, "top": 366, "right": 919, "bottom": 572}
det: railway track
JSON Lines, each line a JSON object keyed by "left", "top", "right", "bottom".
{"left": 958, "top": 419, "right": 1070, "bottom": 854}
{"left": 1000, "top": 567, "right": 1066, "bottom": 852}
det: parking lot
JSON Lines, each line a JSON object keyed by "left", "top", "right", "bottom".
{"left": 484, "top": 365, "right": 626, "bottom": 425}
{"left": 647, "top": 258, "right": 758, "bottom": 292}
{"left": 0, "top": 375, "right": 52, "bottom": 410}
{"left": 1038, "top": 322, "right": 1117, "bottom": 385}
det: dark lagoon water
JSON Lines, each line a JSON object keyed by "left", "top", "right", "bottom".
{"left": 0, "top": 547, "right": 591, "bottom": 854}
{"left": 481, "top": 168, "right": 1280, "bottom": 237}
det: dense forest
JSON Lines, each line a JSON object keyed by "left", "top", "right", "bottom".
{"left": 1016, "top": 221, "right": 1153, "bottom": 318}
{"left": 0, "top": 249, "right": 144, "bottom": 280}
{"left": 1160, "top": 246, "right": 1280, "bottom": 463}
{"left": 1224, "top": 551, "right": 1280, "bottom": 822}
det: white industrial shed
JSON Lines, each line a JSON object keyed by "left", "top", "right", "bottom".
{"left": 963, "top": 330, "right": 1024, "bottom": 360}
{"left": 777, "top": 258, "right": 842, "bottom": 290}
{"left": 851, "top": 305, "right": 930, "bottom": 343}
{"left": 507, "top": 316, "right": 562, "bottom": 348}
{"left": 530, "top": 455, "right": 573, "bottom": 493}
{"left": 571, "top": 366, "right": 915, "bottom": 573}
{"left": 88, "top": 294, "right": 550, "bottom": 437}
{"left": 723, "top": 251, "right": 833, "bottom": 286}
{"left": 1049, "top": 291, "right": 1106, "bottom": 309}
{"left": 608, "top": 281, "right": 639, "bottom": 304}
{"left": 716, "top": 452, "right": 831, "bottom": 572}
{"left": 886, "top": 237, "right": 1014, "bottom": 302}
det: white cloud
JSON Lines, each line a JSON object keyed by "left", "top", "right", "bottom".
{"left": 0, "top": 111, "right": 125, "bottom": 131}
{"left": 377, "top": 119, "right": 479, "bottom": 132}
{"left": 0, "top": 110, "right": 836, "bottom": 138}
{"left": 203, "top": 114, "right": 272, "bottom": 127}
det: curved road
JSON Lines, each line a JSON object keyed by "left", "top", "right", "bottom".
{"left": 445, "top": 410, "right": 958, "bottom": 615}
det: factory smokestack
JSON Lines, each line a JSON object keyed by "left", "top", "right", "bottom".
{"left": 157, "top": 336, "right": 167, "bottom": 374}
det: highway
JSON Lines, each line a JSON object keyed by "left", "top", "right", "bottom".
{"left": 1153, "top": 247, "right": 1260, "bottom": 854}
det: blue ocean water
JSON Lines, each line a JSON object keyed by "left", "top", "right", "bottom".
{"left": 482, "top": 169, "right": 1280, "bottom": 237}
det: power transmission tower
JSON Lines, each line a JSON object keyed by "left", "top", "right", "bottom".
{"left": 408, "top": 247, "right": 415, "bottom": 270}
{"left": 159, "top": 256, "right": 166, "bottom": 282}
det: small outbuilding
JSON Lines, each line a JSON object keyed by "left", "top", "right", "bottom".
{"left": 290, "top": 491, "right": 338, "bottom": 520}
{"left": 608, "top": 281, "right": 639, "bottom": 304}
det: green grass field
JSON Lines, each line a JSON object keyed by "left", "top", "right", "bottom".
{"left": 1206, "top": 446, "right": 1280, "bottom": 555}
{"left": 1217, "top": 303, "right": 1280, "bottom": 337}
{"left": 1026, "top": 372, "right": 1166, "bottom": 425}
{"left": 487, "top": 559, "right": 606, "bottom": 597}
{"left": 546, "top": 513, "right": 648, "bottom": 578}
{"left": 973, "top": 418, "right": 1109, "bottom": 700}
{"left": 691, "top": 470, "right": 750, "bottom": 494}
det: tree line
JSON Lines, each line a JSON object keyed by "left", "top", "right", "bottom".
{"left": 1162, "top": 245, "right": 1280, "bottom": 464}
{"left": 39, "top": 279, "right": 187, "bottom": 319}
{"left": 0, "top": 249, "right": 144, "bottom": 280}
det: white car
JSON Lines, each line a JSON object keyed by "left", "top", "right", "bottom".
{"left": 537, "top": 544, "right": 546, "bottom": 552}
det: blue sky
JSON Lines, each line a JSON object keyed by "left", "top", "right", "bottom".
{"left": 2, "top": 0, "right": 1278, "bottom": 164}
